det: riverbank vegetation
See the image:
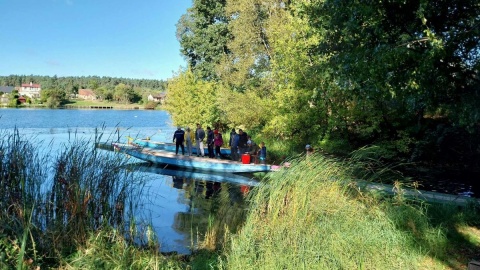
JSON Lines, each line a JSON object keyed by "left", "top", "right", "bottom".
{"left": 218, "top": 155, "right": 480, "bottom": 269}
{"left": 166, "top": 0, "right": 480, "bottom": 175}
{"left": 1, "top": 130, "right": 479, "bottom": 269}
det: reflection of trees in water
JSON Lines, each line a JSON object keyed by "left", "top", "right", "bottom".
{"left": 171, "top": 177, "right": 251, "bottom": 250}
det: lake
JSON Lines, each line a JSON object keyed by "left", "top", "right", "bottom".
{"left": 0, "top": 108, "right": 254, "bottom": 254}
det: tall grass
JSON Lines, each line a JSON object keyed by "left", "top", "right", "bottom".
{"left": 0, "top": 129, "right": 157, "bottom": 268}
{"left": 61, "top": 228, "right": 184, "bottom": 270}
{"left": 220, "top": 153, "right": 453, "bottom": 269}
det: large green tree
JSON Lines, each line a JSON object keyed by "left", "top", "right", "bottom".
{"left": 304, "top": 0, "right": 480, "bottom": 129}
{"left": 176, "top": 0, "right": 231, "bottom": 80}
{"left": 40, "top": 88, "right": 67, "bottom": 108}
{"left": 165, "top": 69, "right": 222, "bottom": 128}
{"left": 170, "top": 0, "right": 480, "bottom": 166}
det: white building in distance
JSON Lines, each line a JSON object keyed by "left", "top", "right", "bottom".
{"left": 19, "top": 82, "right": 41, "bottom": 98}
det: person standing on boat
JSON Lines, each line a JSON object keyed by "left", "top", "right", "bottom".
{"left": 195, "top": 123, "right": 206, "bottom": 157}
{"left": 213, "top": 130, "right": 224, "bottom": 159}
{"left": 173, "top": 127, "right": 185, "bottom": 155}
{"left": 258, "top": 142, "right": 267, "bottom": 164}
{"left": 238, "top": 129, "right": 249, "bottom": 157}
{"left": 184, "top": 127, "right": 194, "bottom": 156}
{"left": 229, "top": 129, "right": 239, "bottom": 161}
{"left": 247, "top": 138, "right": 259, "bottom": 162}
{"left": 206, "top": 126, "right": 215, "bottom": 158}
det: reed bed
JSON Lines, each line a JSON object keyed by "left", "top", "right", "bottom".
{"left": 0, "top": 129, "right": 162, "bottom": 269}
{"left": 220, "top": 153, "right": 452, "bottom": 269}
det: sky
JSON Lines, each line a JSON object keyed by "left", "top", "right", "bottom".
{"left": 0, "top": 0, "right": 192, "bottom": 81}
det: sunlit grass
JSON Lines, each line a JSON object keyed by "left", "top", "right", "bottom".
{"left": 218, "top": 153, "right": 480, "bottom": 269}
{"left": 60, "top": 228, "right": 184, "bottom": 270}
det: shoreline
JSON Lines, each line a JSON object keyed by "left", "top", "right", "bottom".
{"left": 0, "top": 103, "right": 160, "bottom": 110}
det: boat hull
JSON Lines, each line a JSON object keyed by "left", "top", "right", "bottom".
{"left": 114, "top": 143, "right": 270, "bottom": 173}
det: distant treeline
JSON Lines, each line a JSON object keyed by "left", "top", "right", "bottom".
{"left": 0, "top": 74, "right": 167, "bottom": 93}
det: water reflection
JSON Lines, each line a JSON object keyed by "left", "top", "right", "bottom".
{"left": 134, "top": 163, "right": 257, "bottom": 254}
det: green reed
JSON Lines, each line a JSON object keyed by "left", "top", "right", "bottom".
{"left": 0, "top": 129, "right": 152, "bottom": 268}
{"left": 219, "top": 153, "right": 463, "bottom": 269}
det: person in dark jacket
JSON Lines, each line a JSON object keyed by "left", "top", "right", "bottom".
{"left": 238, "top": 129, "right": 248, "bottom": 156}
{"left": 206, "top": 126, "right": 215, "bottom": 158}
{"left": 229, "top": 128, "right": 236, "bottom": 147}
{"left": 173, "top": 127, "right": 185, "bottom": 155}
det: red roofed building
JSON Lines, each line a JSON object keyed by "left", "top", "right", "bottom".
{"left": 19, "top": 82, "right": 41, "bottom": 98}
{"left": 77, "top": 89, "right": 96, "bottom": 100}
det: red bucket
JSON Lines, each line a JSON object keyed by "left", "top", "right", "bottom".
{"left": 241, "top": 153, "right": 251, "bottom": 164}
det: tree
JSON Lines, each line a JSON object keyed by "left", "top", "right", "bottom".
{"left": 40, "top": 89, "right": 66, "bottom": 108}
{"left": 8, "top": 90, "right": 20, "bottom": 107}
{"left": 219, "top": 0, "right": 277, "bottom": 90}
{"left": 164, "top": 69, "right": 221, "bottom": 128}
{"left": 176, "top": 0, "right": 231, "bottom": 80}
{"left": 113, "top": 83, "right": 135, "bottom": 104}
{"left": 283, "top": 0, "right": 480, "bottom": 165}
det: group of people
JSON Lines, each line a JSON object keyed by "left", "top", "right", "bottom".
{"left": 172, "top": 124, "right": 267, "bottom": 164}
{"left": 171, "top": 124, "right": 231, "bottom": 159}
{"left": 228, "top": 128, "right": 267, "bottom": 164}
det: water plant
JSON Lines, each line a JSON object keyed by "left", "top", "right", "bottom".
{"left": 0, "top": 129, "right": 152, "bottom": 268}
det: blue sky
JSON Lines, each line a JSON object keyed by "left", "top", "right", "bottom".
{"left": 0, "top": 0, "right": 192, "bottom": 81}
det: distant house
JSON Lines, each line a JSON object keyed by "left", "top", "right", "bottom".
{"left": 0, "top": 86, "right": 15, "bottom": 94}
{"left": 77, "top": 89, "right": 96, "bottom": 100}
{"left": 18, "top": 96, "right": 26, "bottom": 104}
{"left": 147, "top": 93, "right": 166, "bottom": 104}
{"left": 19, "top": 82, "right": 41, "bottom": 98}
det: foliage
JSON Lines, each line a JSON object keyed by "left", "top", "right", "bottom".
{"left": 165, "top": 69, "right": 224, "bottom": 129}
{"left": 215, "top": 85, "right": 272, "bottom": 130}
{"left": 114, "top": 83, "right": 139, "bottom": 104}
{"left": 63, "top": 228, "right": 184, "bottom": 270}
{"left": 7, "top": 90, "right": 20, "bottom": 107}
{"left": 219, "top": 0, "right": 275, "bottom": 89}
{"left": 40, "top": 88, "right": 67, "bottom": 107}
{"left": 176, "top": 0, "right": 230, "bottom": 81}
{"left": 144, "top": 101, "right": 160, "bottom": 110}
{"left": 170, "top": 0, "right": 480, "bottom": 170}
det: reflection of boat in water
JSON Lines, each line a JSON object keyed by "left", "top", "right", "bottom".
{"left": 134, "top": 162, "right": 259, "bottom": 187}
{"left": 102, "top": 143, "right": 271, "bottom": 173}
{"left": 133, "top": 139, "right": 231, "bottom": 156}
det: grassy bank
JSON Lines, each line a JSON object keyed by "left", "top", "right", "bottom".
{"left": 214, "top": 154, "right": 480, "bottom": 269}
{"left": 63, "top": 100, "right": 157, "bottom": 110}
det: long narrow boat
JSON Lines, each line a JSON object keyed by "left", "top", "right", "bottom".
{"left": 112, "top": 143, "right": 270, "bottom": 173}
{"left": 133, "top": 139, "right": 231, "bottom": 156}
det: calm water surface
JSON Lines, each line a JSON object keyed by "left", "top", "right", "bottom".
{"left": 0, "top": 108, "right": 254, "bottom": 254}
